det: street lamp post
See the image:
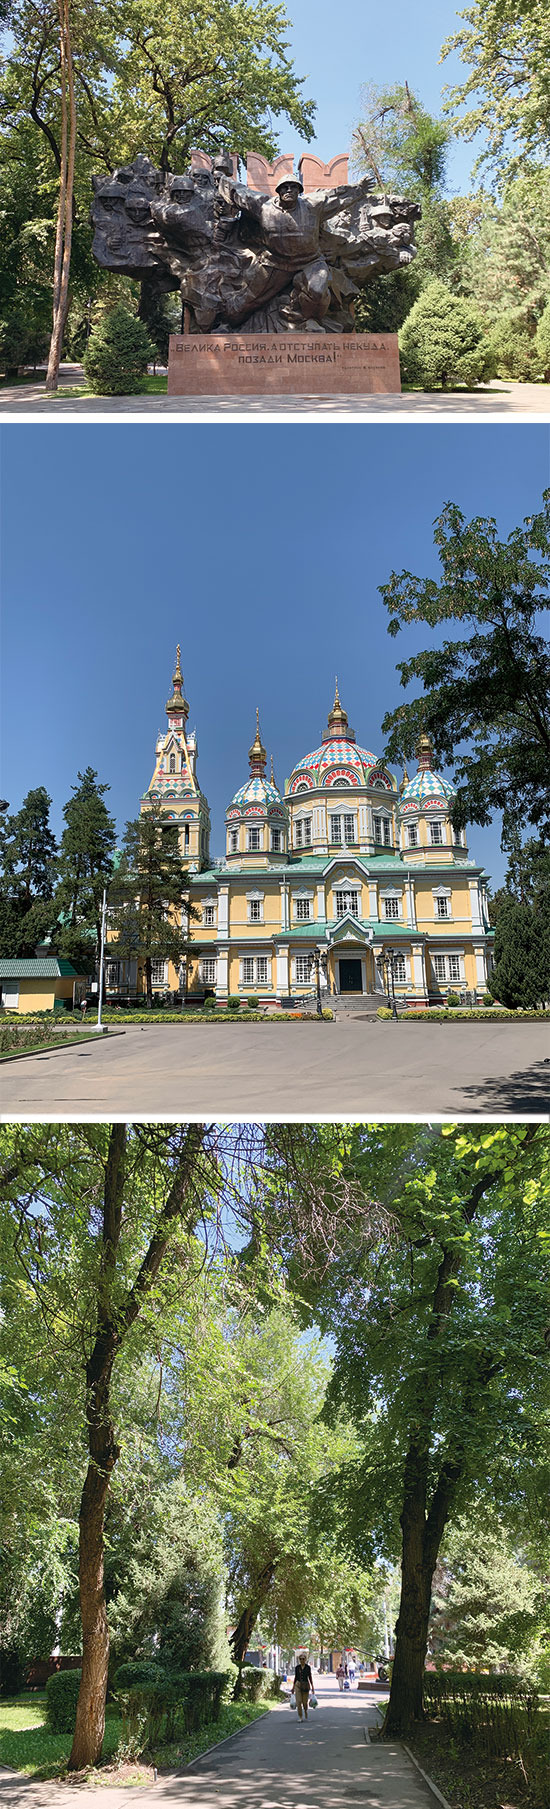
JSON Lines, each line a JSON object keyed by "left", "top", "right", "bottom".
{"left": 96, "top": 887, "right": 107, "bottom": 1033}
{"left": 377, "top": 946, "right": 399, "bottom": 1021}
{"left": 310, "top": 945, "right": 326, "bottom": 1017}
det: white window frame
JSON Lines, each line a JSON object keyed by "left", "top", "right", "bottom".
{"left": 247, "top": 825, "right": 262, "bottom": 853}
{"left": 201, "top": 956, "right": 217, "bottom": 986}
{"left": 294, "top": 954, "right": 313, "bottom": 985}
{"left": 248, "top": 898, "right": 263, "bottom": 923}
{"left": 334, "top": 889, "right": 360, "bottom": 918}
{"left": 330, "top": 813, "right": 342, "bottom": 844}
{"left": 294, "top": 897, "right": 312, "bottom": 921}
{"left": 384, "top": 897, "right": 400, "bottom": 921}
{"left": 150, "top": 959, "right": 168, "bottom": 987}
{"left": 407, "top": 822, "right": 418, "bottom": 848}
{"left": 429, "top": 819, "right": 444, "bottom": 846}
{"left": 343, "top": 812, "right": 356, "bottom": 845}
{"left": 240, "top": 955, "right": 271, "bottom": 987}
{"left": 229, "top": 829, "right": 239, "bottom": 853}
{"left": 393, "top": 953, "right": 407, "bottom": 984}
{"left": 203, "top": 901, "right": 217, "bottom": 926}
{"left": 431, "top": 951, "right": 464, "bottom": 985}
{"left": 270, "top": 826, "right": 282, "bottom": 852}
{"left": 374, "top": 814, "right": 392, "bottom": 847}
{"left": 295, "top": 815, "right": 312, "bottom": 849}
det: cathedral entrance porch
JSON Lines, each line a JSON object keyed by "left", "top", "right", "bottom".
{"left": 338, "top": 957, "right": 363, "bottom": 994}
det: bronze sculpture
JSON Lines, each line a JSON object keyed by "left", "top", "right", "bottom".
{"left": 91, "top": 153, "right": 420, "bottom": 335}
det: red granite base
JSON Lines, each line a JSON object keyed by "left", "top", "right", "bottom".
{"left": 167, "top": 331, "right": 401, "bottom": 396}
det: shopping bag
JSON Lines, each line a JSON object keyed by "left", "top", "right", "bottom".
{"left": 289, "top": 1693, "right": 297, "bottom": 1709}
{"left": 310, "top": 1694, "right": 318, "bottom": 1708}
{"left": 343, "top": 1678, "right": 350, "bottom": 1691}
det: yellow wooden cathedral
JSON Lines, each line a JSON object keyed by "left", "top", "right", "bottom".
{"left": 109, "top": 649, "right": 495, "bottom": 1007}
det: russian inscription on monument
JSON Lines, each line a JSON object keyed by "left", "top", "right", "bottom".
{"left": 168, "top": 333, "right": 401, "bottom": 396}
{"left": 92, "top": 148, "right": 420, "bottom": 394}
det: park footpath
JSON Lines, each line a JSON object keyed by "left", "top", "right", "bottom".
{"left": 1, "top": 364, "right": 550, "bottom": 413}
{"left": 0, "top": 1681, "right": 440, "bottom": 1809}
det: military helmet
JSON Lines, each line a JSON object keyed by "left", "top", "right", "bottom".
{"left": 275, "top": 171, "right": 303, "bottom": 193}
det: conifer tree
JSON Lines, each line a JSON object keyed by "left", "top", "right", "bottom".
{"left": 55, "top": 767, "right": 116, "bottom": 962}
{"left": 110, "top": 804, "right": 198, "bottom": 1006}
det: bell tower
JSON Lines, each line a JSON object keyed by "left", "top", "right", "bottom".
{"left": 140, "top": 646, "right": 211, "bottom": 870}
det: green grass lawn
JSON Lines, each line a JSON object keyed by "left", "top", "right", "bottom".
{"left": 0, "top": 1692, "right": 271, "bottom": 1784}
{"left": 0, "top": 1695, "right": 121, "bottom": 1779}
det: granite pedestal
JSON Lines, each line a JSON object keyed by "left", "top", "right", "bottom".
{"left": 167, "top": 332, "right": 401, "bottom": 397}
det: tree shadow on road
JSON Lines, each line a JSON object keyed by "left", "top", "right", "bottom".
{"left": 455, "top": 1059, "right": 550, "bottom": 1115}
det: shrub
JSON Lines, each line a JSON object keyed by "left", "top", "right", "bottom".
{"left": 485, "top": 314, "right": 535, "bottom": 381}
{"left": 239, "top": 1665, "right": 268, "bottom": 1703}
{"left": 321, "top": 1007, "right": 334, "bottom": 1019}
{"left": 202, "top": 995, "right": 216, "bottom": 1010}
{"left": 227, "top": 995, "right": 241, "bottom": 1010}
{"left": 246, "top": 995, "right": 259, "bottom": 1009}
{"left": 399, "top": 279, "right": 490, "bottom": 390}
{"left": 45, "top": 1668, "right": 81, "bottom": 1732}
{"left": 84, "top": 304, "right": 155, "bottom": 396}
{"left": 377, "top": 1007, "right": 393, "bottom": 1019}
{"left": 445, "top": 991, "right": 460, "bottom": 1007}
{"left": 535, "top": 299, "right": 550, "bottom": 379}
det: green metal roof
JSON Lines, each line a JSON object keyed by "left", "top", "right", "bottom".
{"left": 0, "top": 958, "right": 78, "bottom": 979}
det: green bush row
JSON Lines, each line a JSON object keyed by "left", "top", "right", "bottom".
{"left": 377, "top": 1007, "right": 550, "bottom": 1022}
{"left": 114, "top": 1662, "right": 230, "bottom": 1751}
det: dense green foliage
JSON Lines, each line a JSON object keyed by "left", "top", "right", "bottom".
{"left": 45, "top": 1671, "right": 81, "bottom": 1734}
{"left": 1, "top": 1122, "right": 548, "bottom": 1765}
{"left": 380, "top": 490, "right": 550, "bottom": 845}
{"left": 84, "top": 305, "right": 155, "bottom": 395}
{"left": 399, "top": 279, "right": 489, "bottom": 390}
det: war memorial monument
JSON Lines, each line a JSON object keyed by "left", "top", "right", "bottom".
{"left": 91, "top": 149, "right": 421, "bottom": 396}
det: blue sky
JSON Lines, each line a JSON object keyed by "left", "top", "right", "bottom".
{"left": 1, "top": 423, "right": 548, "bottom": 890}
{"left": 278, "top": 0, "right": 485, "bottom": 197}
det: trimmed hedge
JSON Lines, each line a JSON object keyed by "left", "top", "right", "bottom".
{"left": 377, "top": 1007, "right": 550, "bottom": 1022}
{"left": 239, "top": 1665, "right": 269, "bottom": 1703}
{"left": 114, "top": 1663, "right": 230, "bottom": 1752}
{"left": 45, "top": 1668, "right": 81, "bottom": 1732}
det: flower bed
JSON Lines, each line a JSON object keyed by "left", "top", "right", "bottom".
{"left": 377, "top": 1007, "right": 550, "bottom": 1022}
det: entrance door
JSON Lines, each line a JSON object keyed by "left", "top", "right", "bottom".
{"left": 339, "top": 958, "right": 363, "bottom": 993}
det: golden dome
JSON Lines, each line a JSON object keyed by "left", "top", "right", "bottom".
{"left": 327, "top": 677, "right": 349, "bottom": 737}
{"left": 166, "top": 644, "right": 189, "bottom": 719}
{"left": 248, "top": 708, "right": 267, "bottom": 775}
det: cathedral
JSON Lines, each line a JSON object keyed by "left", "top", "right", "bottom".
{"left": 108, "top": 648, "right": 495, "bottom": 1006}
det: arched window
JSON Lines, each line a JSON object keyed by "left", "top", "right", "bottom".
{"left": 169, "top": 754, "right": 176, "bottom": 773}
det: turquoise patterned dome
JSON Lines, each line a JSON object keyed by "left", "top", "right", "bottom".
{"left": 400, "top": 766, "right": 456, "bottom": 815}
{"left": 229, "top": 775, "right": 284, "bottom": 812}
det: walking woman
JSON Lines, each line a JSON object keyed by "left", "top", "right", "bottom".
{"left": 293, "top": 1652, "right": 314, "bottom": 1720}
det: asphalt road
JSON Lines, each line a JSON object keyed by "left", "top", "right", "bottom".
{"left": 1, "top": 1021, "right": 549, "bottom": 1117}
{"left": 0, "top": 1681, "right": 435, "bottom": 1809}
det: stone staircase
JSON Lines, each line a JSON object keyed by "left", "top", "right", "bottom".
{"left": 330, "top": 992, "right": 381, "bottom": 1019}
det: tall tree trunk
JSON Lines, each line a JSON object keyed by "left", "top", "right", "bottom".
{"left": 68, "top": 1122, "right": 207, "bottom": 1769}
{"left": 46, "top": 0, "right": 76, "bottom": 393}
{"left": 230, "top": 1561, "right": 275, "bottom": 1698}
{"left": 383, "top": 1490, "right": 432, "bottom": 1734}
{"left": 69, "top": 1344, "right": 119, "bottom": 1768}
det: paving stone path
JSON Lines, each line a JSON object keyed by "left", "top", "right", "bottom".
{"left": 1, "top": 367, "right": 549, "bottom": 413}
{"left": 0, "top": 1683, "right": 437, "bottom": 1809}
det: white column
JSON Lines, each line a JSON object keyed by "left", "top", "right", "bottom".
{"left": 469, "top": 880, "right": 482, "bottom": 929}
{"left": 474, "top": 945, "right": 487, "bottom": 989}
{"left": 368, "top": 883, "right": 378, "bottom": 918}
{"left": 218, "top": 886, "right": 229, "bottom": 937}
{"left": 359, "top": 804, "right": 369, "bottom": 844}
{"left": 280, "top": 881, "right": 289, "bottom": 931}
{"left": 276, "top": 945, "right": 289, "bottom": 996}
{"left": 412, "top": 942, "right": 428, "bottom": 997}
{"left": 406, "top": 878, "right": 417, "bottom": 929}
{"left": 216, "top": 951, "right": 228, "bottom": 997}
{"left": 317, "top": 881, "right": 326, "bottom": 921}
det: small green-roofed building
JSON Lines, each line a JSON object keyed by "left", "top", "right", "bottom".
{"left": 0, "top": 958, "right": 82, "bottom": 1014}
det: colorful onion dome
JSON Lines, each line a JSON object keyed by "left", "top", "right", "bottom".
{"left": 288, "top": 684, "right": 392, "bottom": 793}
{"left": 227, "top": 711, "right": 287, "bottom": 815}
{"left": 399, "top": 731, "right": 456, "bottom": 814}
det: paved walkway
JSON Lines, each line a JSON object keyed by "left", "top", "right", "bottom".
{"left": 1, "top": 366, "right": 549, "bottom": 413}
{"left": 1, "top": 1020, "right": 548, "bottom": 1116}
{"left": 0, "top": 1683, "right": 435, "bottom": 1808}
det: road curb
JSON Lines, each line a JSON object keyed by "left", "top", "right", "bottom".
{"left": 0, "top": 1031, "right": 125, "bottom": 1062}
{"left": 402, "top": 1741, "right": 454, "bottom": 1809}
{"left": 182, "top": 1705, "right": 274, "bottom": 1771}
